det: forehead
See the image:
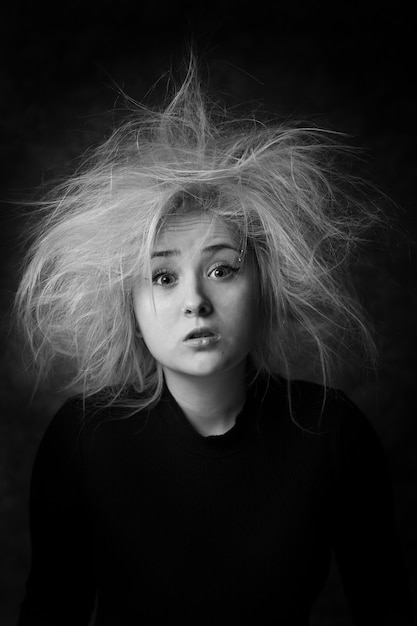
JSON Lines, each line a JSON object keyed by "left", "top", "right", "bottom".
{"left": 153, "top": 213, "right": 239, "bottom": 250}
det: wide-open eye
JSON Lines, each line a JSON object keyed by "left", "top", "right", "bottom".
{"left": 207, "top": 263, "right": 240, "bottom": 280}
{"left": 152, "top": 270, "right": 178, "bottom": 286}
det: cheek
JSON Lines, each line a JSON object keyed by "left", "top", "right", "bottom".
{"left": 132, "top": 294, "right": 163, "bottom": 359}
{"left": 133, "top": 287, "right": 173, "bottom": 339}
{"left": 228, "top": 290, "right": 259, "bottom": 337}
{"left": 243, "top": 290, "right": 261, "bottom": 336}
{"left": 132, "top": 285, "right": 153, "bottom": 334}
{"left": 244, "top": 302, "right": 260, "bottom": 336}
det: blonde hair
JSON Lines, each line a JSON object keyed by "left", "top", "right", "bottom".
{"left": 14, "top": 62, "right": 380, "bottom": 411}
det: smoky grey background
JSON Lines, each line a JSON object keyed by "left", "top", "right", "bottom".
{"left": 1, "top": 2, "right": 416, "bottom": 624}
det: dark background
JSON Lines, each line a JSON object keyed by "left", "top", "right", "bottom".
{"left": 1, "top": 2, "right": 416, "bottom": 624}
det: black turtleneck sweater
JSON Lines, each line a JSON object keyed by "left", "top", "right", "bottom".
{"left": 18, "top": 377, "right": 413, "bottom": 625}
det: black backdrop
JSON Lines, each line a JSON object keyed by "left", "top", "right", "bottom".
{"left": 1, "top": 2, "right": 416, "bottom": 624}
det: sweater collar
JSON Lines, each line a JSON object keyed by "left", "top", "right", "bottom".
{"left": 155, "top": 374, "right": 278, "bottom": 457}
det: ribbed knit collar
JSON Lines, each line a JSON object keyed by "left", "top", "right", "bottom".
{"left": 155, "top": 374, "right": 279, "bottom": 458}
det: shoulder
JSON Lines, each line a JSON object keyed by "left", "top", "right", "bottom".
{"left": 37, "top": 387, "right": 149, "bottom": 462}
{"left": 42, "top": 392, "right": 108, "bottom": 443}
{"left": 288, "top": 379, "right": 388, "bottom": 471}
{"left": 277, "top": 379, "right": 391, "bottom": 491}
{"left": 261, "top": 376, "right": 363, "bottom": 426}
{"left": 261, "top": 376, "right": 380, "bottom": 451}
{"left": 49, "top": 385, "right": 149, "bottom": 425}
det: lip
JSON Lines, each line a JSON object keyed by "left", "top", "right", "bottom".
{"left": 183, "top": 327, "right": 220, "bottom": 347}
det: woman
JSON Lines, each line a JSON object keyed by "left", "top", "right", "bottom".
{"left": 15, "top": 62, "right": 413, "bottom": 625}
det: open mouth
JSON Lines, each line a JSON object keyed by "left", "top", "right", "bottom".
{"left": 185, "top": 329, "right": 215, "bottom": 340}
{"left": 183, "top": 328, "right": 220, "bottom": 346}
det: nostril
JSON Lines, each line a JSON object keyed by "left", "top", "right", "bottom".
{"left": 181, "top": 297, "right": 213, "bottom": 317}
{"left": 199, "top": 303, "right": 212, "bottom": 316}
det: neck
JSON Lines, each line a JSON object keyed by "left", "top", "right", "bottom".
{"left": 163, "top": 363, "right": 247, "bottom": 436}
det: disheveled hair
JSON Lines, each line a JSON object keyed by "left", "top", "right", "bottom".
{"left": 14, "top": 61, "right": 380, "bottom": 412}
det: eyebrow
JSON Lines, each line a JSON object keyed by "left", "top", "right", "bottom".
{"left": 151, "top": 243, "right": 239, "bottom": 259}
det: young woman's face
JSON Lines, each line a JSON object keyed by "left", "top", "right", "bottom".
{"left": 133, "top": 213, "right": 260, "bottom": 382}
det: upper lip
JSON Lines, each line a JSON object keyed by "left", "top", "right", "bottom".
{"left": 184, "top": 327, "right": 218, "bottom": 341}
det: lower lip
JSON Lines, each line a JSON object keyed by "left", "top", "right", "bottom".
{"left": 183, "top": 335, "right": 220, "bottom": 348}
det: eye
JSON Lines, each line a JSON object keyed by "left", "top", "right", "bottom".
{"left": 152, "top": 270, "right": 177, "bottom": 286}
{"left": 207, "top": 263, "right": 240, "bottom": 280}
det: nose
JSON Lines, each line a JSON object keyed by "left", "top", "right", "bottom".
{"left": 181, "top": 275, "right": 213, "bottom": 318}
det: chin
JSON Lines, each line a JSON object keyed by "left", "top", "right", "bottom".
{"left": 184, "top": 365, "right": 226, "bottom": 378}
{"left": 183, "top": 357, "right": 244, "bottom": 379}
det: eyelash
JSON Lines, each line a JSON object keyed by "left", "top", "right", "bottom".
{"left": 151, "top": 270, "right": 176, "bottom": 286}
{"left": 151, "top": 263, "right": 240, "bottom": 286}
